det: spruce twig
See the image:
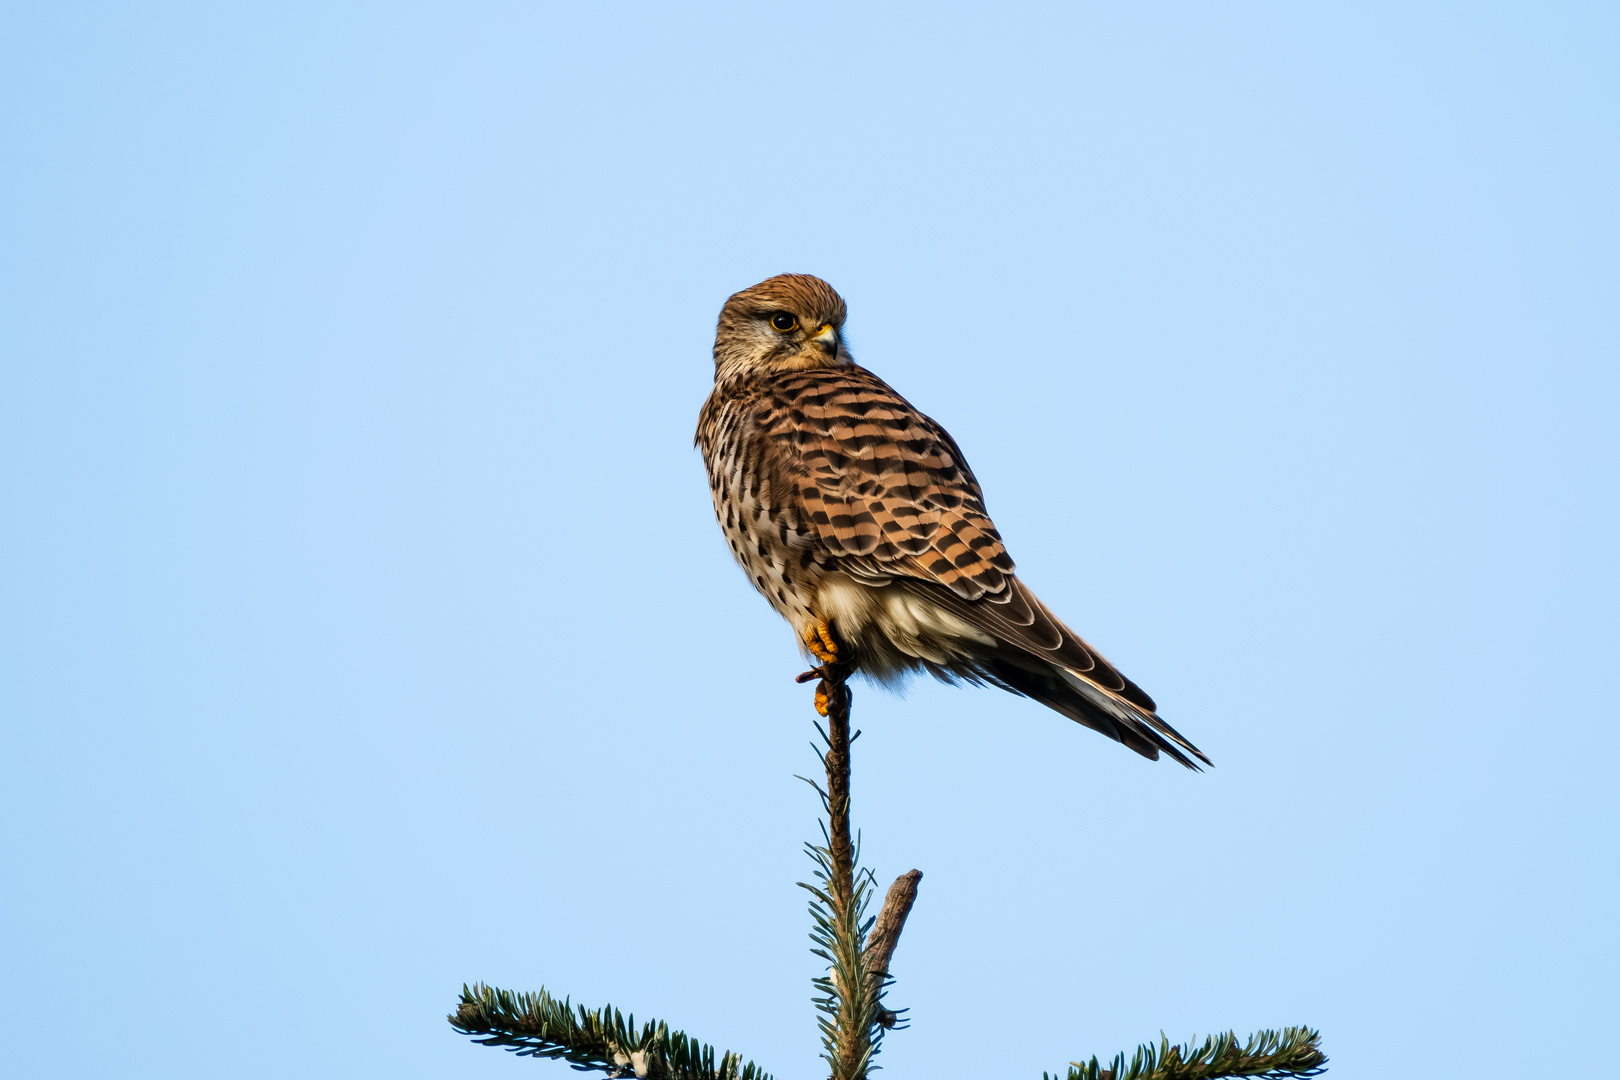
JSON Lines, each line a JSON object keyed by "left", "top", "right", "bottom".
{"left": 798, "top": 656, "right": 878, "bottom": 1080}
{"left": 448, "top": 982, "right": 772, "bottom": 1080}
{"left": 796, "top": 651, "right": 922, "bottom": 1080}
{"left": 1044, "top": 1026, "right": 1328, "bottom": 1080}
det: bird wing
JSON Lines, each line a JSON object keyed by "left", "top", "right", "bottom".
{"left": 754, "top": 365, "right": 1015, "bottom": 599}
{"left": 754, "top": 366, "right": 1160, "bottom": 699}
{"left": 749, "top": 365, "right": 1208, "bottom": 768}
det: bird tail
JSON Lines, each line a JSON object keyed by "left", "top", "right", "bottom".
{"left": 886, "top": 574, "right": 1212, "bottom": 769}
{"left": 986, "top": 656, "right": 1212, "bottom": 770}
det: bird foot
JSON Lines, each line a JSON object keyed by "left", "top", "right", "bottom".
{"left": 796, "top": 621, "right": 847, "bottom": 717}
{"left": 796, "top": 666, "right": 833, "bottom": 715}
{"left": 801, "top": 619, "right": 839, "bottom": 664}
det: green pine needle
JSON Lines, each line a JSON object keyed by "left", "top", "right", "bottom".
{"left": 799, "top": 838, "right": 889, "bottom": 1079}
{"left": 449, "top": 983, "right": 772, "bottom": 1080}
{"left": 1042, "top": 1026, "right": 1327, "bottom": 1080}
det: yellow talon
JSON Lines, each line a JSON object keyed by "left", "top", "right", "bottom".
{"left": 815, "top": 684, "right": 830, "bottom": 716}
{"left": 802, "top": 619, "right": 839, "bottom": 664}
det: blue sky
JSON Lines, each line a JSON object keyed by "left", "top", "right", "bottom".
{"left": 2, "top": 3, "right": 1615, "bottom": 1078}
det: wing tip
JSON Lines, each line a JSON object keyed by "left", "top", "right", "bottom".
{"left": 1056, "top": 666, "right": 1213, "bottom": 771}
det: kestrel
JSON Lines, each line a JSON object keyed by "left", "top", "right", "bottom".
{"left": 695, "top": 274, "right": 1209, "bottom": 769}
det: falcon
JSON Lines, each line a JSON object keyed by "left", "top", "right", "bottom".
{"left": 695, "top": 274, "right": 1210, "bottom": 769}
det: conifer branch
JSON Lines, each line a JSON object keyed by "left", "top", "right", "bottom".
{"left": 449, "top": 983, "right": 772, "bottom": 1080}
{"left": 1044, "top": 1026, "right": 1327, "bottom": 1080}
{"left": 800, "top": 657, "right": 874, "bottom": 1080}
{"left": 796, "top": 653, "right": 913, "bottom": 1080}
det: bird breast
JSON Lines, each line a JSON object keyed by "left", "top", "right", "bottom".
{"left": 703, "top": 418, "right": 821, "bottom": 624}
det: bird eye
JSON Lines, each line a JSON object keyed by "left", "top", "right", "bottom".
{"left": 769, "top": 312, "right": 799, "bottom": 332}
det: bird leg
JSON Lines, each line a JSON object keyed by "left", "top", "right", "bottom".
{"left": 796, "top": 620, "right": 849, "bottom": 717}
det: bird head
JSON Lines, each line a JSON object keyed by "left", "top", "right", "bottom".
{"left": 713, "top": 274, "right": 849, "bottom": 379}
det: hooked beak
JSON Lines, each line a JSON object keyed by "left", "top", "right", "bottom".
{"left": 811, "top": 323, "right": 840, "bottom": 357}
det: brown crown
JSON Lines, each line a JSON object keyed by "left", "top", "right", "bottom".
{"left": 718, "top": 274, "right": 848, "bottom": 331}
